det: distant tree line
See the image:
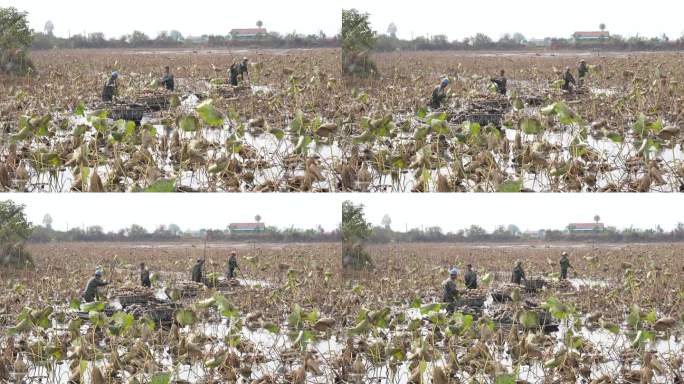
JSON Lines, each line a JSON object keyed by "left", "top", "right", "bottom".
{"left": 372, "top": 32, "right": 684, "bottom": 52}
{"left": 366, "top": 223, "right": 684, "bottom": 244}
{"left": 29, "top": 224, "right": 340, "bottom": 243}
{"left": 31, "top": 30, "right": 340, "bottom": 50}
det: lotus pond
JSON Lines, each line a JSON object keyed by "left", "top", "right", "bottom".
{"left": 2, "top": 50, "right": 683, "bottom": 192}
{"left": 0, "top": 241, "right": 682, "bottom": 383}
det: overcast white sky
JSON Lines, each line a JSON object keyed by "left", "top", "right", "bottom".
{"left": 347, "top": 194, "right": 684, "bottom": 232}
{"left": 5, "top": 194, "right": 341, "bottom": 233}
{"left": 3, "top": 1, "right": 680, "bottom": 43}
{"left": 0, "top": 0, "right": 340, "bottom": 39}
{"left": 4, "top": 194, "right": 683, "bottom": 233}
{"left": 343, "top": 0, "right": 684, "bottom": 41}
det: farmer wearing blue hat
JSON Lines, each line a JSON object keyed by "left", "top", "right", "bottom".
{"left": 102, "top": 71, "right": 119, "bottom": 102}
{"left": 430, "top": 77, "right": 450, "bottom": 109}
{"left": 443, "top": 267, "right": 460, "bottom": 314}
{"left": 83, "top": 268, "right": 109, "bottom": 302}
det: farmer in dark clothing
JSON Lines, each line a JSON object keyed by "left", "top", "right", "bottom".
{"left": 140, "top": 262, "right": 151, "bottom": 288}
{"left": 491, "top": 69, "right": 507, "bottom": 95}
{"left": 562, "top": 67, "right": 576, "bottom": 92}
{"left": 464, "top": 264, "right": 478, "bottom": 290}
{"left": 102, "top": 71, "right": 119, "bottom": 102}
{"left": 430, "top": 78, "right": 450, "bottom": 109}
{"left": 443, "top": 268, "right": 460, "bottom": 314}
{"left": 83, "top": 269, "right": 109, "bottom": 303}
{"left": 191, "top": 259, "right": 205, "bottom": 283}
{"left": 511, "top": 260, "right": 526, "bottom": 285}
{"left": 227, "top": 251, "right": 238, "bottom": 279}
{"left": 578, "top": 60, "right": 589, "bottom": 81}
{"left": 239, "top": 57, "right": 250, "bottom": 83}
{"left": 560, "top": 251, "right": 574, "bottom": 280}
{"left": 229, "top": 62, "right": 240, "bottom": 86}
{"left": 161, "top": 66, "right": 175, "bottom": 91}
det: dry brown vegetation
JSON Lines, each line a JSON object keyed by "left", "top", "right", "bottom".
{"left": 0, "top": 49, "right": 343, "bottom": 192}
{"left": 339, "top": 51, "right": 684, "bottom": 192}
{"left": 2, "top": 49, "right": 683, "bottom": 192}
{"left": 0, "top": 241, "right": 681, "bottom": 383}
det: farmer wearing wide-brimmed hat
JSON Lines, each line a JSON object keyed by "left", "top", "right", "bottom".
{"left": 443, "top": 267, "right": 460, "bottom": 313}
{"left": 191, "top": 258, "right": 205, "bottom": 283}
{"left": 560, "top": 251, "right": 574, "bottom": 280}
{"left": 511, "top": 260, "right": 526, "bottom": 285}
{"left": 83, "top": 268, "right": 109, "bottom": 302}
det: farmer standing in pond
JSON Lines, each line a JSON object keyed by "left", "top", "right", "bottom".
{"left": 140, "top": 262, "right": 151, "bottom": 288}
{"left": 464, "top": 264, "right": 478, "bottom": 289}
{"left": 239, "top": 57, "right": 250, "bottom": 84}
{"left": 101, "top": 71, "right": 119, "bottom": 102}
{"left": 511, "top": 260, "right": 526, "bottom": 285}
{"left": 430, "top": 78, "right": 450, "bottom": 109}
{"left": 227, "top": 251, "right": 239, "bottom": 279}
{"left": 161, "top": 66, "right": 175, "bottom": 91}
{"left": 191, "top": 259, "right": 205, "bottom": 283}
{"left": 578, "top": 60, "right": 589, "bottom": 85}
{"left": 83, "top": 269, "right": 109, "bottom": 303}
{"left": 562, "top": 67, "right": 576, "bottom": 92}
{"left": 560, "top": 252, "right": 574, "bottom": 280}
{"left": 490, "top": 69, "right": 508, "bottom": 95}
{"left": 443, "top": 268, "right": 460, "bottom": 314}
{"left": 229, "top": 61, "right": 240, "bottom": 86}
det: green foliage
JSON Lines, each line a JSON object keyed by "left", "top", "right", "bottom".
{"left": 0, "top": 200, "right": 34, "bottom": 267}
{"left": 342, "top": 9, "right": 378, "bottom": 77}
{"left": 150, "top": 372, "right": 171, "bottom": 384}
{"left": 108, "top": 312, "right": 135, "bottom": 336}
{"left": 497, "top": 180, "right": 523, "bottom": 192}
{"left": 542, "top": 297, "right": 573, "bottom": 320}
{"left": 196, "top": 100, "right": 224, "bottom": 127}
{"left": 177, "top": 115, "right": 199, "bottom": 132}
{"left": 0, "top": 7, "right": 34, "bottom": 75}
{"left": 342, "top": 201, "right": 374, "bottom": 270}
{"left": 175, "top": 309, "right": 197, "bottom": 327}
{"left": 0, "top": 7, "right": 33, "bottom": 49}
{"left": 341, "top": 201, "right": 372, "bottom": 243}
{"left": 143, "top": 179, "right": 176, "bottom": 193}
{"left": 495, "top": 374, "right": 516, "bottom": 384}
{"left": 519, "top": 117, "right": 543, "bottom": 134}
{"left": 81, "top": 301, "right": 106, "bottom": 312}
{"left": 519, "top": 311, "right": 539, "bottom": 329}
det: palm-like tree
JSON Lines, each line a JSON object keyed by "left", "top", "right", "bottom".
{"left": 255, "top": 215, "right": 262, "bottom": 223}
{"left": 594, "top": 215, "right": 601, "bottom": 224}
{"left": 257, "top": 20, "right": 264, "bottom": 29}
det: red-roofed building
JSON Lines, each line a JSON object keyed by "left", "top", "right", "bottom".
{"left": 568, "top": 223, "right": 605, "bottom": 233}
{"left": 573, "top": 31, "right": 610, "bottom": 42}
{"left": 230, "top": 28, "right": 268, "bottom": 41}
{"left": 228, "top": 223, "right": 266, "bottom": 233}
